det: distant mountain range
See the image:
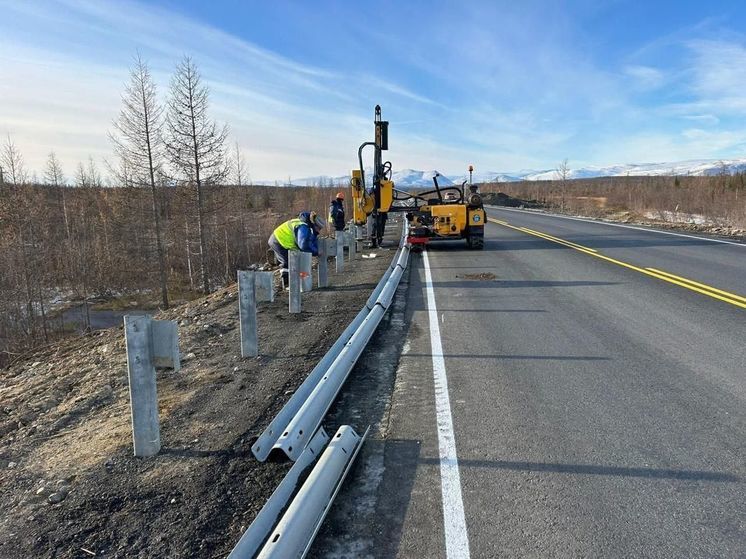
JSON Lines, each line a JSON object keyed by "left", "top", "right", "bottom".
{"left": 266, "top": 158, "right": 746, "bottom": 188}
{"left": 447, "top": 158, "right": 746, "bottom": 184}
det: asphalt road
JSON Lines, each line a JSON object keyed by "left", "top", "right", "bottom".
{"left": 318, "top": 208, "right": 745, "bottom": 558}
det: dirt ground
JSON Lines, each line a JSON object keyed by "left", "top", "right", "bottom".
{"left": 0, "top": 229, "right": 402, "bottom": 559}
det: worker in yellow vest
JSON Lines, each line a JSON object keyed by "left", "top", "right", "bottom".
{"left": 268, "top": 211, "right": 325, "bottom": 288}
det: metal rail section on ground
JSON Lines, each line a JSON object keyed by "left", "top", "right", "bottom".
{"left": 230, "top": 425, "right": 370, "bottom": 559}
{"left": 229, "top": 221, "right": 409, "bottom": 558}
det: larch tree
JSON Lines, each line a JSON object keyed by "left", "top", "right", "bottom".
{"left": 44, "top": 152, "right": 65, "bottom": 187}
{"left": 555, "top": 158, "right": 570, "bottom": 211}
{"left": 164, "top": 56, "right": 228, "bottom": 293}
{"left": 233, "top": 141, "right": 247, "bottom": 187}
{"left": 1, "top": 134, "right": 27, "bottom": 185}
{"left": 110, "top": 54, "right": 170, "bottom": 308}
{"left": 45, "top": 151, "right": 71, "bottom": 241}
{"left": 87, "top": 156, "right": 103, "bottom": 188}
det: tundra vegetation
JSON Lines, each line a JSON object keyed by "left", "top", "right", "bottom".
{"left": 0, "top": 55, "right": 343, "bottom": 367}
{"left": 1, "top": 55, "right": 744, "bottom": 367}
{"left": 482, "top": 173, "right": 746, "bottom": 229}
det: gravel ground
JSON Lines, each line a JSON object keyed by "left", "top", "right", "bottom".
{"left": 0, "top": 225, "right": 402, "bottom": 559}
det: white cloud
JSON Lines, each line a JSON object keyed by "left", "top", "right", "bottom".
{"left": 0, "top": 0, "right": 458, "bottom": 179}
{"left": 2, "top": 1, "right": 746, "bottom": 181}
{"left": 624, "top": 65, "right": 665, "bottom": 89}
{"left": 685, "top": 39, "right": 746, "bottom": 114}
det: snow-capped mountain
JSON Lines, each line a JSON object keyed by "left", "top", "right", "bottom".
{"left": 392, "top": 169, "right": 453, "bottom": 187}
{"left": 496, "top": 158, "right": 746, "bottom": 182}
{"left": 275, "top": 168, "right": 453, "bottom": 188}
{"left": 263, "top": 158, "right": 746, "bottom": 188}
{"left": 446, "top": 171, "right": 523, "bottom": 184}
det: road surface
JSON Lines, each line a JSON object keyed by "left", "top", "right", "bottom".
{"left": 316, "top": 207, "right": 745, "bottom": 558}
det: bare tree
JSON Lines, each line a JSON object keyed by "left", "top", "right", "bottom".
{"left": 110, "top": 54, "right": 169, "bottom": 308}
{"left": 555, "top": 158, "right": 570, "bottom": 211}
{"left": 44, "top": 152, "right": 65, "bottom": 187}
{"left": 1, "top": 134, "right": 27, "bottom": 185}
{"left": 164, "top": 56, "right": 228, "bottom": 293}
{"left": 75, "top": 162, "right": 89, "bottom": 187}
{"left": 87, "top": 156, "right": 103, "bottom": 188}
{"left": 232, "top": 141, "right": 249, "bottom": 186}
{"left": 106, "top": 154, "right": 136, "bottom": 188}
{"left": 45, "top": 151, "right": 71, "bottom": 240}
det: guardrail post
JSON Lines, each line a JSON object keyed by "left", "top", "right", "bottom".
{"left": 300, "top": 252, "right": 312, "bottom": 293}
{"left": 336, "top": 234, "right": 344, "bottom": 273}
{"left": 238, "top": 270, "right": 258, "bottom": 357}
{"left": 289, "top": 250, "right": 301, "bottom": 313}
{"left": 254, "top": 271, "right": 274, "bottom": 302}
{"left": 318, "top": 238, "right": 329, "bottom": 288}
{"left": 151, "top": 319, "right": 180, "bottom": 371}
{"left": 124, "top": 315, "right": 161, "bottom": 457}
{"left": 347, "top": 230, "right": 356, "bottom": 261}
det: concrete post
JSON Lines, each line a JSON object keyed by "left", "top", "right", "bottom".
{"left": 318, "top": 238, "right": 328, "bottom": 288}
{"left": 348, "top": 230, "right": 356, "bottom": 261}
{"left": 124, "top": 316, "right": 160, "bottom": 457}
{"left": 336, "top": 234, "right": 344, "bottom": 273}
{"left": 238, "top": 270, "right": 258, "bottom": 357}
{"left": 300, "top": 252, "right": 312, "bottom": 293}
{"left": 289, "top": 250, "right": 301, "bottom": 314}
{"left": 254, "top": 271, "right": 274, "bottom": 303}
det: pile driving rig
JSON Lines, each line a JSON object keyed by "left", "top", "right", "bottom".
{"left": 350, "top": 106, "right": 485, "bottom": 249}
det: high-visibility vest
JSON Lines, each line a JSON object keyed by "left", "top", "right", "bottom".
{"left": 273, "top": 218, "right": 304, "bottom": 249}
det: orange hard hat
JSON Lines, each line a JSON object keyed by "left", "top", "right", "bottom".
{"left": 336, "top": 191, "right": 345, "bottom": 200}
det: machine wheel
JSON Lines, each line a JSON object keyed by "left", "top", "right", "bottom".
{"left": 468, "top": 235, "right": 484, "bottom": 250}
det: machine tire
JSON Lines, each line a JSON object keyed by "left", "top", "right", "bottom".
{"left": 469, "top": 235, "right": 484, "bottom": 250}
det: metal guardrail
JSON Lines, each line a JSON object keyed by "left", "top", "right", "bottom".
{"left": 252, "top": 223, "right": 409, "bottom": 462}
{"left": 229, "top": 222, "right": 410, "bottom": 558}
{"left": 227, "top": 428, "right": 330, "bottom": 559}
{"left": 257, "top": 426, "right": 369, "bottom": 558}
{"left": 228, "top": 426, "right": 368, "bottom": 559}
{"left": 273, "top": 245, "right": 408, "bottom": 461}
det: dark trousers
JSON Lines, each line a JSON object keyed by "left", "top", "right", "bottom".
{"left": 268, "top": 234, "right": 289, "bottom": 270}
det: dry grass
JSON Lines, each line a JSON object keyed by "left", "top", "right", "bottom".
{"left": 482, "top": 174, "right": 746, "bottom": 228}
{"left": 0, "top": 183, "right": 345, "bottom": 365}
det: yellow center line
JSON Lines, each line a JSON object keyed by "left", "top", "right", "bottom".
{"left": 516, "top": 227, "right": 597, "bottom": 252}
{"left": 487, "top": 217, "right": 746, "bottom": 309}
{"left": 646, "top": 268, "right": 746, "bottom": 304}
{"left": 518, "top": 226, "right": 598, "bottom": 252}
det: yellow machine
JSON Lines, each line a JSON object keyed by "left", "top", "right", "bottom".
{"left": 351, "top": 106, "right": 485, "bottom": 249}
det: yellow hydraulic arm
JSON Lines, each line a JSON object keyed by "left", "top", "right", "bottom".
{"left": 350, "top": 106, "right": 394, "bottom": 243}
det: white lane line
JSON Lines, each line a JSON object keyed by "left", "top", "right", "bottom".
{"left": 423, "top": 249, "right": 471, "bottom": 559}
{"left": 486, "top": 205, "right": 746, "bottom": 247}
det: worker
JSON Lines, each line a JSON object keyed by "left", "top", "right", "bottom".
{"left": 268, "top": 211, "right": 325, "bottom": 288}
{"left": 328, "top": 191, "right": 346, "bottom": 234}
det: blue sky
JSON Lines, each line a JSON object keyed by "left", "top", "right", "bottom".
{"left": 1, "top": 0, "right": 746, "bottom": 181}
